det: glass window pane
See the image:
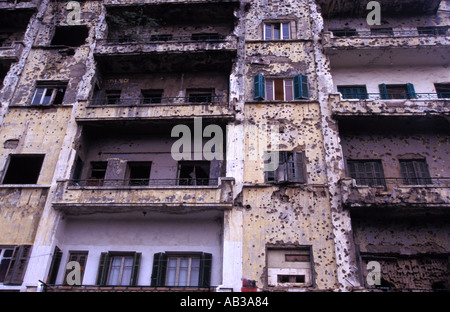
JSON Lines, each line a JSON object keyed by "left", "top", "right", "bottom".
{"left": 32, "top": 88, "right": 45, "bottom": 105}
{"left": 273, "top": 24, "right": 280, "bottom": 40}
{"left": 42, "top": 88, "right": 53, "bottom": 105}
{"left": 284, "top": 80, "right": 293, "bottom": 101}
{"left": 282, "top": 23, "right": 290, "bottom": 39}
{"left": 265, "top": 24, "right": 272, "bottom": 40}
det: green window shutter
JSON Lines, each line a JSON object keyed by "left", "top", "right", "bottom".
{"left": 4, "top": 245, "right": 32, "bottom": 285}
{"left": 294, "top": 75, "right": 309, "bottom": 99}
{"left": 96, "top": 252, "right": 110, "bottom": 285}
{"left": 379, "top": 83, "right": 388, "bottom": 99}
{"left": 406, "top": 83, "right": 417, "bottom": 99}
{"left": 294, "top": 152, "right": 307, "bottom": 183}
{"left": 150, "top": 252, "right": 167, "bottom": 286}
{"left": 254, "top": 74, "right": 265, "bottom": 100}
{"left": 130, "top": 252, "right": 141, "bottom": 286}
{"left": 199, "top": 253, "right": 212, "bottom": 288}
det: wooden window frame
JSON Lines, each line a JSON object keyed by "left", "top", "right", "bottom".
{"left": 347, "top": 159, "right": 386, "bottom": 187}
{"left": 31, "top": 82, "right": 67, "bottom": 105}
{"left": 264, "top": 22, "right": 291, "bottom": 40}
{"left": 264, "top": 151, "right": 307, "bottom": 184}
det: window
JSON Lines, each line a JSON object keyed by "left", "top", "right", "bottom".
{"left": 51, "top": 25, "right": 89, "bottom": 47}
{"left": 186, "top": 89, "right": 214, "bottom": 103}
{"left": 2, "top": 154, "right": 45, "bottom": 184}
{"left": 105, "top": 90, "right": 121, "bottom": 105}
{"left": 265, "top": 151, "right": 307, "bottom": 184}
{"left": 418, "top": 26, "right": 448, "bottom": 36}
{"left": 31, "top": 82, "right": 67, "bottom": 105}
{"left": 337, "top": 85, "right": 369, "bottom": 100}
{"left": 96, "top": 252, "right": 141, "bottom": 286}
{"left": 177, "top": 161, "right": 210, "bottom": 185}
{"left": 265, "top": 79, "right": 293, "bottom": 101}
{"left": 127, "top": 162, "right": 151, "bottom": 186}
{"left": 400, "top": 159, "right": 431, "bottom": 185}
{"left": 267, "top": 247, "right": 313, "bottom": 287}
{"left": 151, "top": 252, "right": 212, "bottom": 287}
{"left": 254, "top": 74, "right": 309, "bottom": 100}
{"left": 435, "top": 83, "right": 450, "bottom": 99}
{"left": 330, "top": 29, "right": 357, "bottom": 37}
{"left": 347, "top": 160, "right": 385, "bottom": 187}
{"left": 264, "top": 22, "right": 290, "bottom": 40}
{"left": 141, "top": 89, "right": 163, "bottom": 104}
{"left": 64, "top": 251, "right": 88, "bottom": 285}
{"left": 370, "top": 28, "right": 393, "bottom": 36}
{"left": 0, "top": 245, "right": 32, "bottom": 285}
{"left": 379, "top": 83, "right": 416, "bottom": 100}
{"left": 86, "top": 161, "right": 107, "bottom": 186}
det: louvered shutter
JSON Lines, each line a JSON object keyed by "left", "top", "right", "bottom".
{"left": 199, "top": 253, "right": 212, "bottom": 288}
{"left": 254, "top": 74, "right": 265, "bottom": 100}
{"left": 151, "top": 252, "right": 168, "bottom": 286}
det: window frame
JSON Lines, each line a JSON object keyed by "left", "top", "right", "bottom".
{"left": 151, "top": 252, "right": 212, "bottom": 288}
{"left": 337, "top": 85, "right": 369, "bottom": 100}
{"left": 177, "top": 161, "right": 211, "bottom": 186}
{"left": 347, "top": 159, "right": 386, "bottom": 187}
{"left": 63, "top": 251, "right": 88, "bottom": 286}
{"left": 399, "top": 159, "right": 431, "bottom": 186}
{"left": 1, "top": 154, "right": 45, "bottom": 185}
{"left": 126, "top": 161, "right": 152, "bottom": 186}
{"left": 31, "top": 82, "right": 67, "bottom": 106}
{"left": 264, "top": 22, "right": 291, "bottom": 40}
{"left": 96, "top": 251, "right": 141, "bottom": 286}
{"left": 264, "top": 151, "right": 307, "bottom": 184}
{"left": 0, "top": 245, "right": 32, "bottom": 285}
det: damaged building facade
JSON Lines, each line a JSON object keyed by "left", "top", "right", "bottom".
{"left": 0, "top": 0, "right": 448, "bottom": 292}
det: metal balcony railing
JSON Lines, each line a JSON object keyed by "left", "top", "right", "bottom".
{"left": 330, "top": 28, "right": 449, "bottom": 38}
{"left": 89, "top": 95, "right": 226, "bottom": 106}
{"left": 68, "top": 178, "right": 219, "bottom": 187}
{"left": 349, "top": 177, "right": 450, "bottom": 189}
{"left": 101, "top": 34, "right": 227, "bottom": 45}
{"left": 339, "top": 92, "right": 450, "bottom": 101}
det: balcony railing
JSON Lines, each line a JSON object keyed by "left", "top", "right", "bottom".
{"left": 339, "top": 92, "right": 450, "bottom": 101}
{"left": 340, "top": 177, "right": 450, "bottom": 208}
{"left": 101, "top": 34, "right": 227, "bottom": 45}
{"left": 89, "top": 96, "right": 226, "bottom": 106}
{"left": 330, "top": 28, "right": 449, "bottom": 38}
{"left": 68, "top": 178, "right": 219, "bottom": 187}
{"left": 349, "top": 177, "right": 450, "bottom": 189}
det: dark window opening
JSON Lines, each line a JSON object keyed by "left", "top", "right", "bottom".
{"left": 347, "top": 160, "right": 385, "bottom": 187}
{"left": 0, "top": 248, "right": 14, "bottom": 283}
{"left": 2, "top": 154, "right": 45, "bottom": 184}
{"left": 31, "top": 82, "right": 67, "bottom": 105}
{"left": 191, "top": 33, "right": 222, "bottom": 41}
{"left": 418, "top": 26, "right": 448, "bottom": 36}
{"left": 278, "top": 275, "right": 305, "bottom": 283}
{"left": 400, "top": 159, "right": 431, "bottom": 185}
{"left": 87, "top": 161, "right": 107, "bottom": 186}
{"left": 127, "top": 162, "right": 151, "bottom": 186}
{"left": 435, "top": 83, "right": 450, "bottom": 99}
{"left": 331, "top": 29, "right": 357, "bottom": 37}
{"left": 187, "top": 89, "right": 214, "bottom": 103}
{"left": 178, "top": 161, "right": 210, "bottom": 185}
{"left": 285, "top": 252, "right": 310, "bottom": 262}
{"left": 370, "top": 28, "right": 393, "bottom": 36}
{"left": 141, "top": 89, "right": 163, "bottom": 104}
{"left": 150, "top": 34, "right": 173, "bottom": 41}
{"left": 338, "top": 85, "right": 368, "bottom": 100}
{"left": 106, "top": 90, "right": 121, "bottom": 105}
{"left": 51, "top": 25, "right": 89, "bottom": 47}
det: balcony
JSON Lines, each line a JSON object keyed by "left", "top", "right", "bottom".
{"left": 75, "top": 96, "right": 234, "bottom": 122}
{"left": 43, "top": 284, "right": 216, "bottom": 293}
{"left": 339, "top": 177, "right": 450, "bottom": 209}
{"left": 323, "top": 28, "right": 450, "bottom": 52}
{"left": 94, "top": 34, "right": 238, "bottom": 56}
{"left": 52, "top": 177, "right": 235, "bottom": 215}
{"left": 318, "top": 0, "right": 442, "bottom": 18}
{"left": 330, "top": 93, "right": 449, "bottom": 117}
